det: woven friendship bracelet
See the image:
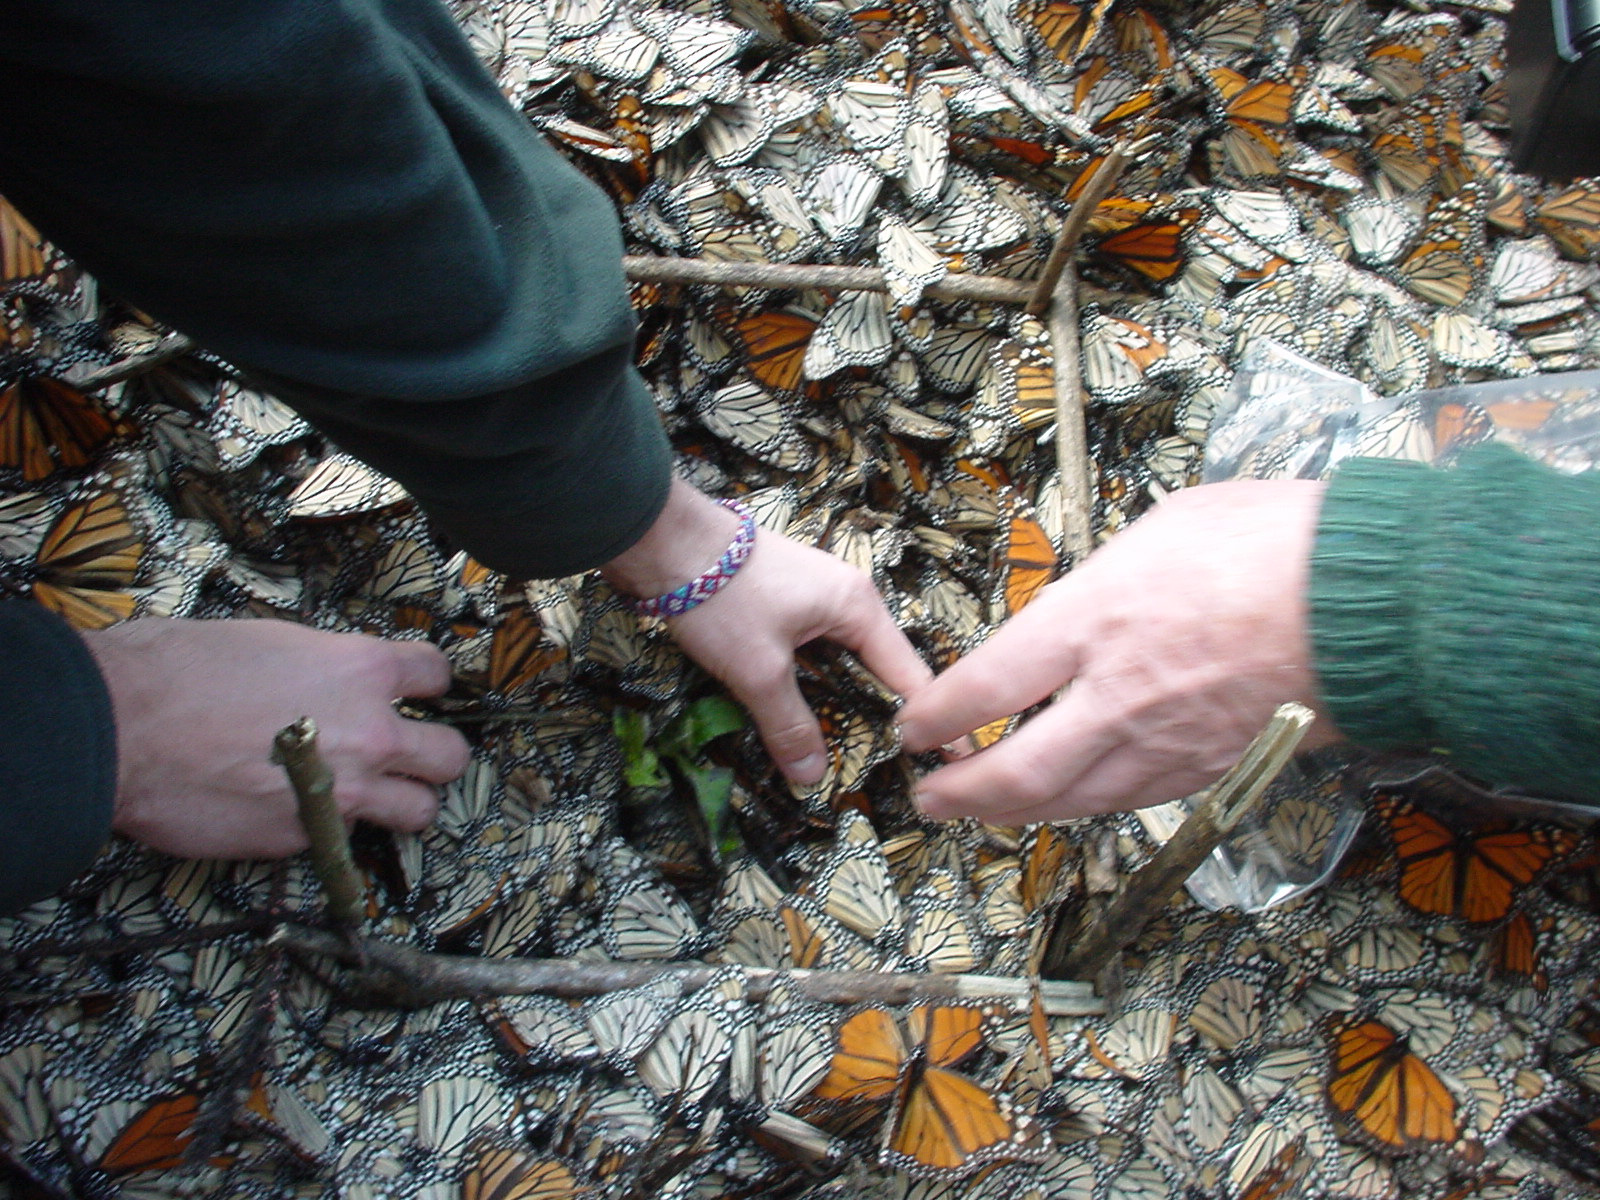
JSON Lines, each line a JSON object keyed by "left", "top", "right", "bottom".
{"left": 630, "top": 499, "right": 757, "bottom": 619}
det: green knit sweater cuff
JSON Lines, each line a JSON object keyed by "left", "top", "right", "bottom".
{"left": 1310, "top": 442, "right": 1600, "bottom": 801}
{"left": 1310, "top": 455, "right": 1436, "bottom": 751}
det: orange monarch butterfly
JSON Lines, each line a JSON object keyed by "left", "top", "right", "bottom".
{"left": 1374, "top": 794, "right": 1580, "bottom": 925}
{"left": 812, "top": 1003, "right": 1042, "bottom": 1178}
{"left": 1534, "top": 180, "right": 1600, "bottom": 260}
{"left": 729, "top": 306, "right": 819, "bottom": 394}
{"left": 462, "top": 1140, "right": 583, "bottom": 1200}
{"left": 0, "top": 376, "right": 128, "bottom": 483}
{"left": 992, "top": 494, "right": 1057, "bottom": 620}
{"left": 1324, "top": 1016, "right": 1462, "bottom": 1149}
{"left": 1392, "top": 185, "right": 1486, "bottom": 310}
{"left": 1090, "top": 208, "right": 1201, "bottom": 282}
{"left": 28, "top": 484, "right": 145, "bottom": 629}
{"left": 96, "top": 1091, "right": 231, "bottom": 1174}
{"left": 1487, "top": 911, "right": 1548, "bottom": 994}
{"left": 486, "top": 604, "right": 570, "bottom": 696}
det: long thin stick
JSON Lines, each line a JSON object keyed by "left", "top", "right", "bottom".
{"left": 1046, "top": 266, "right": 1094, "bottom": 562}
{"left": 1024, "top": 146, "right": 1132, "bottom": 318}
{"left": 271, "top": 718, "right": 365, "bottom": 931}
{"left": 275, "top": 926, "right": 1105, "bottom": 1015}
{"left": 622, "top": 255, "right": 1035, "bottom": 306}
{"left": 1051, "top": 703, "right": 1316, "bottom": 981}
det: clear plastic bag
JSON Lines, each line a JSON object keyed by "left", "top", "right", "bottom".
{"left": 1163, "top": 341, "right": 1600, "bottom": 912}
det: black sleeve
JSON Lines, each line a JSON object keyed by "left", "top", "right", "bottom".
{"left": 0, "top": 0, "right": 672, "bottom": 580}
{"left": 0, "top": 602, "right": 116, "bottom": 915}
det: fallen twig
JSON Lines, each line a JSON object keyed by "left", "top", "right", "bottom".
{"left": 1025, "top": 145, "right": 1132, "bottom": 319}
{"left": 272, "top": 718, "right": 365, "bottom": 931}
{"left": 275, "top": 925, "right": 1105, "bottom": 1015}
{"left": 1046, "top": 267, "right": 1094, "bottom": 562}
{"left": 1048, "top": 703, "right": 1316, "bottom": 981}
{"left": 622, "top": 254, "right": 1035, "bottom": 306}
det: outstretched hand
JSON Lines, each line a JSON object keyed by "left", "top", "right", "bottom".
{"left": 81, "top": 618, "right": 471, "bottom": 858}
{"left": 897, "top": 479, "right": 1344, "bottom": 824}
{"left": 603, "top": 480, "right": 932, "bottom": 784}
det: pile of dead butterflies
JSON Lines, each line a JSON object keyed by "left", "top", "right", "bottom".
{"left": 5, "top": 0, "right": 1600, "bottom": 1193}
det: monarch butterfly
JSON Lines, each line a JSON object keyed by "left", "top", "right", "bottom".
{"left": 1487, "top": 911, "right": 1547, "bottom": 993}
{"left": 812, "top": 811, "right": 904, "bottom": 942}
{"left": 1534, "top": 180, "right": 1600, "bottom": 261}
{"left": 903, "top": 870, "right": 983, "bottom": 974}
{"left": 805, "top": 156, "right": 883, "bottom": 245}
{"left": 1362, "top": 11, "right": 1463, "bottom": 101}
{"left": 0, "top": 376, "right": 127, "bottom": 483}
{"left": 29, "top": 484, "right": 145, "bottom": 630}
{"left": 417, "top": 1073, "right": 513, "bottom": 1164}
{"left": 585, "top": 979, "right": 680, "bottom": 1068}
{"left": 1391, "top": 185, "right": 1485, "bottom": 309}
{"left": 1091, "top": 210, "right": 1199, "bottom": 282}
{"left": 462, "top": 1141, "right": 583, "bottom": 1200}
{"left": 1374, "top": 794, "right": 1579, "bottom": 925}
{"left": 991, "top": 494, "right": 1057, "bottom": 620}
{"left": 803, "top": 290, "right": 894, "bottom": 380}
{"left": 285, "top": 452, "right": 409, "bottom": 520}
{"left": 1324, "top": 1015, "right": 1462, "bottom": 1149}
{"left": 812, "top": 1003, "right": 1041, "bottom": 1178}
{"left": 1024, "top": 0, "right": 1104, "bottom": 66}
{"left": 725, "top": 306, "right": 818, "bottom": 394}
{"left": 1186, "top": 973, "right": 1262, "bottom": 1053}
{"left": 635, "top": 971, "right": 744, "bottom": 1109}
{"left": 1369, "top": 94, "right": 1466, "bottom": 197}
{"left": 902, "top": 82, "right": 950, "bottom": 208}
{"left": 95, "top": 1091, "right": 229, "bottom": 1174}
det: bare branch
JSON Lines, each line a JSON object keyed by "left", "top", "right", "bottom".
{"left": 274, "top": 925, "right": 1105, "bottom": 1015}
{"left": 622, "top": 255, "right": 1035, "bottom": 306}
{"left": 1050, "top": 703, "right": 1316, "bottom": 981}
{"left": 271, "top": 718, "right": 365, "bottom": 931}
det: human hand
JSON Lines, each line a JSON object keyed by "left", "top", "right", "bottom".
{"left": 602, "top": 479, "right": 932, "bottom": 784}
{"left": 80, "top": 618, "right": 470, "bottom": 859}
{"left": 897, "top": 480, "right": 1343, "bottom": 823}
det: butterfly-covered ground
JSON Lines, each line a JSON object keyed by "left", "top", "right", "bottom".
{"left": 5, "top": 0, "right": 1600, "bottom": 1196}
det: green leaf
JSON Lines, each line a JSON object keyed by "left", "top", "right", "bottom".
{"left": 677, "top": 695, "right": 748, "bottom": 756}
{"left": 613, "top": 709, "right": 667, "bottom": 788}
{"left": 683, "top": 763, "right": 734, "bottom": 839}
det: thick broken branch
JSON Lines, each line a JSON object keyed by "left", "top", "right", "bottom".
{"left": 275, "top": 925, "right": 1105, "bottom": 1015}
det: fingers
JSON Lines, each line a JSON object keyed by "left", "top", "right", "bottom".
{"left": 822, "top": 583, "right": 935, "bottom": 700}
{"left": 897, "top": 579, "right": 1086, "bottom": 754}
{"left": 348, "top": 774, "right": 444, "bottom": 834}
{"left": 385, "top": 713, "right": 472, "bottom": 785}
{"left": 911, "top": 682, "right": 1122, "bottom": 821}
{"left": 383, "top": 638, "right": 456, "bottom": 698}
{"left": 726, "top": 660, "right": 830, "bottom": 785}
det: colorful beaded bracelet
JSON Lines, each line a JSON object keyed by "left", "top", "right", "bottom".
{"left": 629, "top": 499, "right": 757, "bottom": 619}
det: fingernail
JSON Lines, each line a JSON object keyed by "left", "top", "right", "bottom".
{"left": 913, "top": 788, "right": 947, "bottom": 819}
{"left": 782, "top": 753, "right": 827, "bottom": 785}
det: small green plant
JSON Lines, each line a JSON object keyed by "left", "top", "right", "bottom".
{"left": 614, "top": 696, "right": 747, "bottom": 857}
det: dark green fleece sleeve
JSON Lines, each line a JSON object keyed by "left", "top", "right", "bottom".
{"left": 0, "top": 603, "right": 116, "bottom": 914}
{"left": 0, "top": 0, "right": 671, "bottom": 580}
{"left": 1310, "top": 442, "right": 1600, "bottom": 802}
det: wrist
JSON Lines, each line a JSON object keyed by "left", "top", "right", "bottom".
{"left": 600, "top": 479, "right": 744, "bottom": 600}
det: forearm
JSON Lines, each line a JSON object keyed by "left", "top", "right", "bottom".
{"left": 1311, "top": 442, "right": 1600, "bottom": 801}
{"left": 0, "top": 603, "right": 116, "bottom": 914}
{"left": 0, "top": 0, "right": 673, "bottom": 580}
